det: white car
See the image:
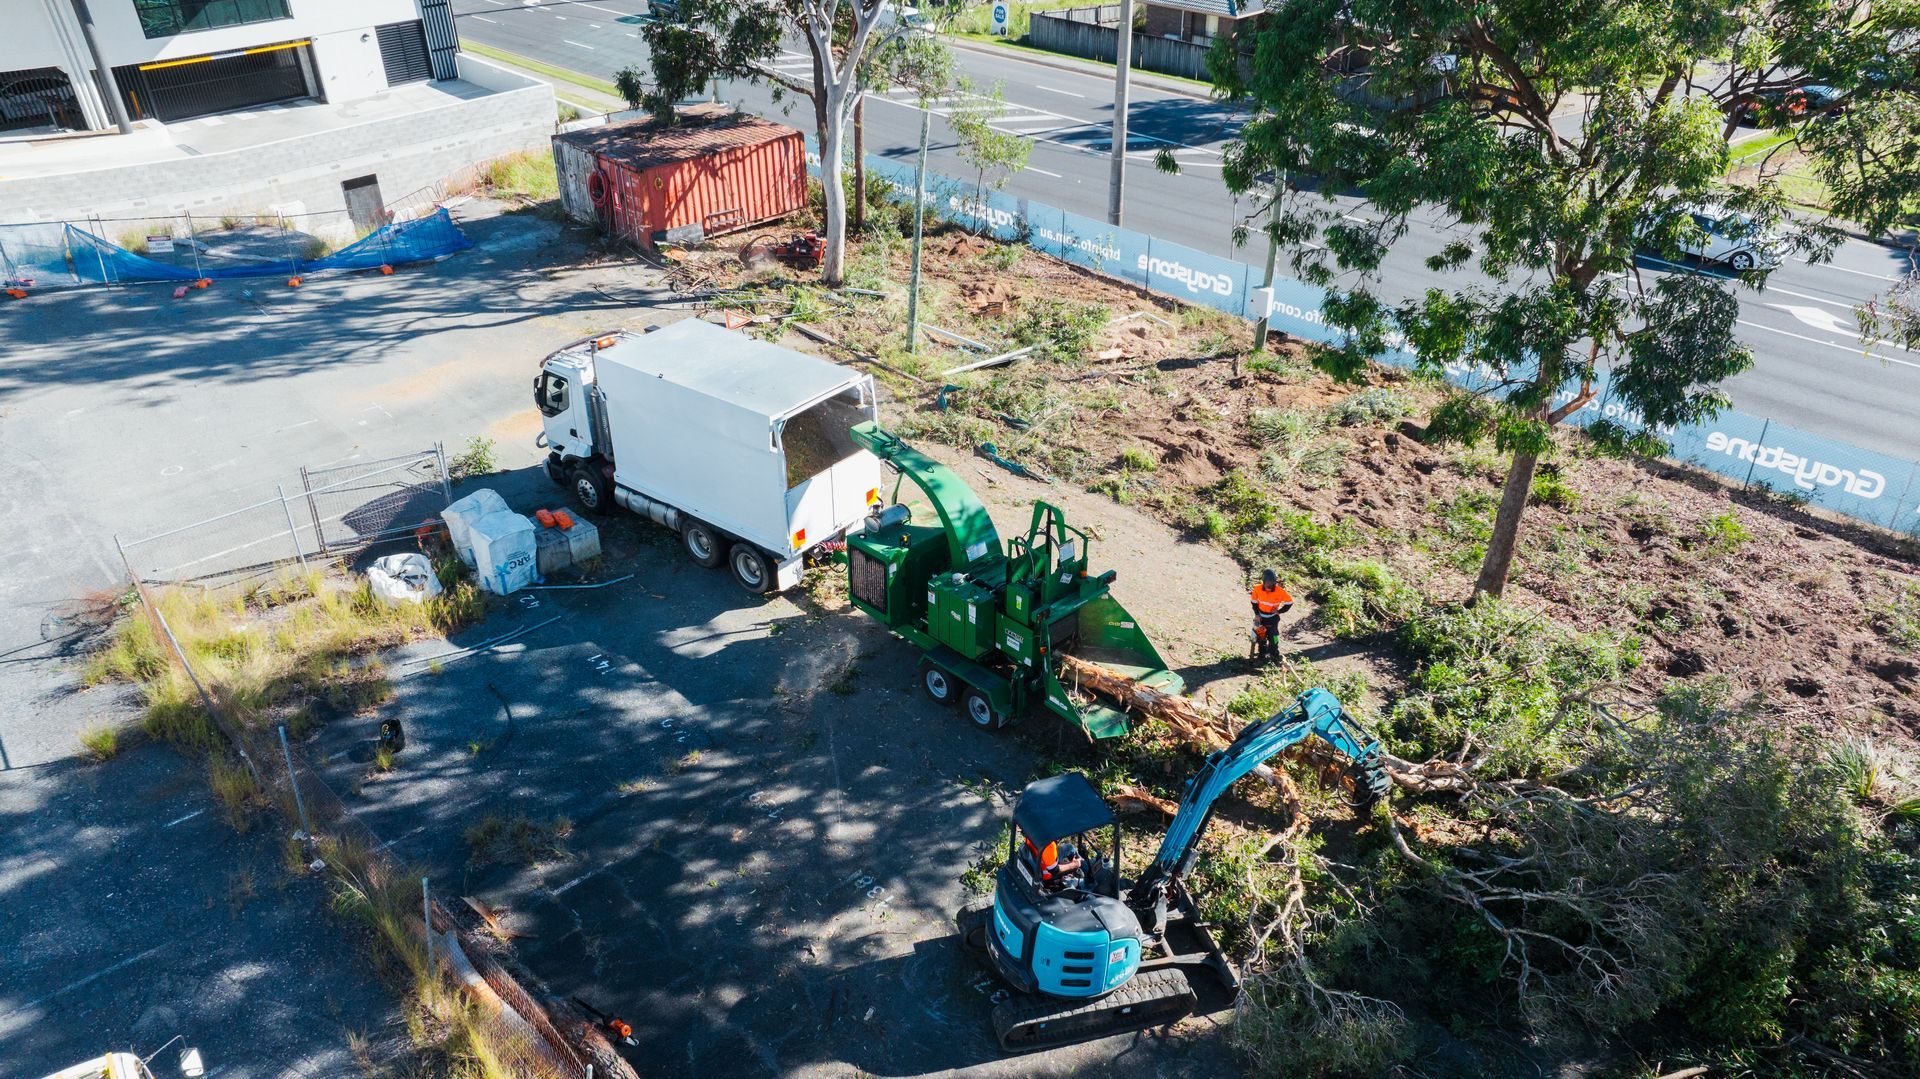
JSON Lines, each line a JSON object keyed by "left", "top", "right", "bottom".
{"left": 1654, "top": 204, "right": 1783, "bottom": 271}
{"left": 875, "top": 3, "right": 933, "bottom": 36}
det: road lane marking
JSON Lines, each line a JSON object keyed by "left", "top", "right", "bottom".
{"left": 163, "top": 808, "right": 206, "bottom": 828}
{"left": 565, "top": 39, "right": 595, "bottom": 49}
{"left": 473, "top": 15, "right": 498, "bottom": 21}
{"left": 1761, "top": 282, "right": 1870, "bottom": 310}
{"left": 1808, "top": 261, "right": 1902, "bottom": 282}
{"left": 1735, "top": 318, "right": 1920, "bottom": 370}
{"left": 1036, "top": 85, "right": 1086, "bottom": 98}
{"left": 1026, "top": 165, "right": 1063, "bottom": 178}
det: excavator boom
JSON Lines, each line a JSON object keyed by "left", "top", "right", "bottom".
{"left": 1134, "top": 688, "right": 1388, "bottom": 908}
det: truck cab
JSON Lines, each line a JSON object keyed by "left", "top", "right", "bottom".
{"left": 535, "top": 344, "right": 600, "bottom": 478}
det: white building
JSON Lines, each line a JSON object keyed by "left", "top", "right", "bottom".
{"left": 3, "top": 0, "right": 461, "bottom": 133}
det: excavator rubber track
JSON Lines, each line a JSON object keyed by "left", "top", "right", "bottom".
{"left": 991, "top": 969, "right": 1197, "bottom": 1052}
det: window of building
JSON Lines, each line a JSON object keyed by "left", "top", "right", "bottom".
{"left": 134, "top": 0, "right": 293, "bottom": 39}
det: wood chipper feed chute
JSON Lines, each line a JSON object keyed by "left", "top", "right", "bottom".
{"left": 1045, "top": 593, "right": 1185, "bottom": 739}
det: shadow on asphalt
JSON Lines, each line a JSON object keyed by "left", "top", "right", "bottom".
{"left": 299, "top": 476, "right": 1236, "bottom": 1078}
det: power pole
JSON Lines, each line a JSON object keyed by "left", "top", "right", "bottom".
{"left": 1107, "top": 0, "right": 1136, "bottom": 226}
{"left": 69, "top": 0, "right": 131, "bottom": 134}
{"left": 1252, "top": 184, "right": 1282, "bottom": 351}
{"left": 905, "top": 108, "right": 932, "bottom": 353}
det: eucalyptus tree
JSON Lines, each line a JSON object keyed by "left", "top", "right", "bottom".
{"left": 1210, "top": 0, "right": 1919, "bottom": 598}
{"left": 641, "top": 0, "right": 952, "bottom": 284}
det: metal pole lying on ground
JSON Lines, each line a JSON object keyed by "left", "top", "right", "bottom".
{"left": 906, "top": 109, "right": 932, "bottom": 354}
{"left": 278, "top": 725, "right": 313, "bottom": 836}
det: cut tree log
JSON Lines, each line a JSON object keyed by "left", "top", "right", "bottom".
{"left": 1056, "top": 654, "right": 1476, "bottom": 797}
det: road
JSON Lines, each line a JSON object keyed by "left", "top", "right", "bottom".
{"left": 451, "top": 0, "right": 1919, "bottom": 460}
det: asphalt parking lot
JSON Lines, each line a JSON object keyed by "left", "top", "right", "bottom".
{"left": 0, "top": 202, "right": 674, "bottom": 1075}
{"left": 310, "top": 475, "right": 1238, "bottom": 1077}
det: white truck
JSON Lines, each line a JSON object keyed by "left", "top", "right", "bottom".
{"left": 535, "top": 318, "right": 884, "bottom": 593}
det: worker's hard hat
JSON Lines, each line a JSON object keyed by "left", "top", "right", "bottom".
{"left": 1261, "top": 569, "right": 1278, "bottom": 587}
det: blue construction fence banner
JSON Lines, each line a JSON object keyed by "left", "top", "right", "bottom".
{"left": 0, "top": 208, "right": 471, "bottom": 289}
{"left": 810, "top": 137, "right": 1920, "bottom": 535}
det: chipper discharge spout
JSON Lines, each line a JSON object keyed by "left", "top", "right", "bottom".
{"left": 843, "top": 422, "right": 1181, "bottom": 738}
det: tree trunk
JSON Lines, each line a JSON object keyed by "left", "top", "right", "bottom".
{"left": 818, "top": 102, "right": 848, "bottom": 286}
{"left": 852, "top": 95, "right": 865, "bottom": 234}
{"left": 1471, "top": 446, "right": 1540, "bottom": 601}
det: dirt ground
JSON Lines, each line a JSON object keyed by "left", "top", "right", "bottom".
{"left": 716, "top": 225, "right": 1920, "bottom": 756}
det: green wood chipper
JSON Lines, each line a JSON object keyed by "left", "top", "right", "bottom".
{"left": 843, "top": 423, "right": 1182, "bottom": 737}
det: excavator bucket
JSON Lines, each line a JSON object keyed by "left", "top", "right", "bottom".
{"left": 1044, "top": 593, "right": 1184, "bottom": 739}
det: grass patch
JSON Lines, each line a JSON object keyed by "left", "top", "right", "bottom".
{"left": 460, "top": 41, "right": 622, "bottom": 99}
{"left": 209, "top": 755, "right": 266, "bottom": 832}
{"left": 1873, "top": 577, "right": 1920, "bottom": 652}
{"left": 479, "top": 152, "right": 560, "bottom": 204}
{"left": 464, "top": 813, "right": 574, "bottom": 867}
{"left": 79, "top": 724, "right": 122, "bottom": 762}
{"left": 90, "top": 566, "right": 483, "bottom": 755}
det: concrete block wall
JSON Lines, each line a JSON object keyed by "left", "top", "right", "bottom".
{"left": 0, "top": 66, "right": 554, "bottom": 239}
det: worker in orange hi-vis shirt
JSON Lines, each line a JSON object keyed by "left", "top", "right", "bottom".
{"left": 1249, "top": 568, "right": 1293, "bottom": 663}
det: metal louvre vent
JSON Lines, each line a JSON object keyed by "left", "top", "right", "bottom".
{"left": 850, "top": 548, "right": 888, "bottom": 613}
{"left": 418, "top": 0, "right": 462, "bottom": 81}
{"left": 376, "top": 21, "right": 432, "bottom": 86}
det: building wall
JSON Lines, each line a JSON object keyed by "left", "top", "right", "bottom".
{"left": 0, "top": 0, "right": 429, "bottom": 129}
{"left": 0, "top": 59, "right": 555, "bottom": 234}
{"left": 86, "top": 0, "right": 424, "bottom": 66}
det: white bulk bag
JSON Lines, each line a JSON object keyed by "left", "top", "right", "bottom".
{"left": 367, "top": 553, "right": 443, "bottom": 606}
{"left": 469, "top": 511, "right": 540, "bottom": 595}
{"left": 442, "top": 488, "right": 509, "bottom": 567}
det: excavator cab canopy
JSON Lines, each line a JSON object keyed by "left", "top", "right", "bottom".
{"left": 1012, "top": 773, "right": 1115, "bottom": 845}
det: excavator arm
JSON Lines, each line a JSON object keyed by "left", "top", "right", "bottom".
{"left": 850, "top": 421, "right": 1002, "bottom": 574}
{"left": 1129, "top": 688, "right": 1389, "bottom": 928}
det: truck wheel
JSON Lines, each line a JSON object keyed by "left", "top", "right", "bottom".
{"left": 544, "top": 452, "right": 567, "bottom": 488}
{"left": 681, "top": 519, "right": 726, "bottom": 569}
{"left": 728, "top": 543, "right": 773, "bottom": 593}
{"left": 570, "top": 463, "right": 611, "bottom": 515}
{"left": 922, "top": 665, "right": 958, "bottom": 706}
{"left": 962, "top": 687, "right": 1009, "bottom": 732}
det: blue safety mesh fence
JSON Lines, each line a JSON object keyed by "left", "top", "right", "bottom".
{"left": 0, "top": 208, "right": 471, "bottom": 289}
{"left": 838, "top": 137, "right": 1920, "bottom": 534}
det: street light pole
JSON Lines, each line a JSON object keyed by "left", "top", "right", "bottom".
{"left": 69, "top": 0, "right": 131, "bottom": 134}
{"left": 1107, "top": 0, "right": 1136, "bottom": 226}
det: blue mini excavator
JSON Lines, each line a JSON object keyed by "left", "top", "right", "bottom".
{"left": 957, "top": 687, "right": 1392, "bottom": 1052}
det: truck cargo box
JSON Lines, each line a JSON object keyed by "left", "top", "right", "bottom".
{"left": 592, "top": 319, "right": 882, "bottom": 559}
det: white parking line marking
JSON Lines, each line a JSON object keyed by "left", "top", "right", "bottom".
{"left": 163, "top": 808, "right": 206, "bottom": 828}
{"left": 565, "top": 39, "right": 595, "bottom": 49}
{"left": 0, "top": 945, "right": 167, "bottom": 1022}
{"left": 550, "top": 865, "right": 605, "bottom": 896}
{"left": 473, "top": 14, "right": 497, "bottom": 21}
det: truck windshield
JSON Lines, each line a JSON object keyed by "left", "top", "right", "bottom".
{"left": 782, "top": 387, "right": 867, "bottom": 489}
